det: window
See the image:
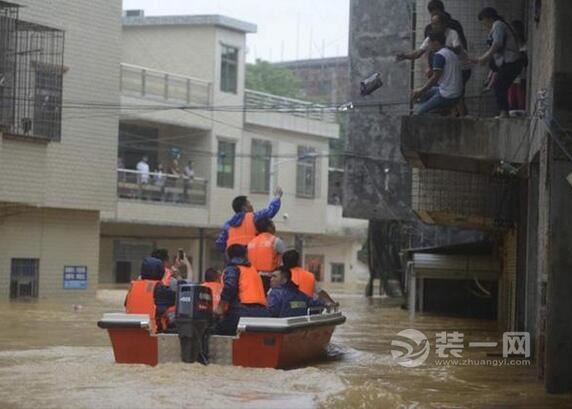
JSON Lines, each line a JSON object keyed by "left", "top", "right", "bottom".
{"left": 217, "top": 140, "right": 235, "bottom": 188}
{"left": 220, "top": 45, "right": 239, "bottom": 93}
{"left": 296, "top": 146, "right": 317, "bottom": 198}
{"left": 34, "top": 67, "right": 63, "bottom": 140}
{"left": 250, "top": 139, "right": 271, "bottom": 193}
{"left": 331, "top": 263, "right": 345, "bottom": 283}
{"left": 10, "top": 258, "right": 39, "bottom": 299}
{"left": 0, "top": 12, "right": 64, "bottom": 140}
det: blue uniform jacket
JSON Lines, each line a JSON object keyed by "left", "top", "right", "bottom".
{"left": 219, "top": 257, "right": 269, "bottom": 317}
{"left": 215, "top": 197, "right": 281, "bottom": 253}
{"left": 267, "top": 281, "right": 324, "bottom": 318}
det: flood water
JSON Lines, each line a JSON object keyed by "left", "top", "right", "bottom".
{"left": 1, "top": 289, "right": 571, "bottom": 409}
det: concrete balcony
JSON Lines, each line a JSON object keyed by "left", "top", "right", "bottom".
{"left": 102, "top": 169, "right": 209, "bottom": 227}
{"left": 401, "top": 116, "right": 533, "bottom": 174}
{"left": 411, "top": 169, "right": 518, "bottom": 230}
{"left": 244, "top": 90, "right": 339, "bottom": 139}
{"left": 120, "top": 63, "right": 213, "bottom": 130}
{"left": 325, "top": 205, "right": 368, "bottom": 239}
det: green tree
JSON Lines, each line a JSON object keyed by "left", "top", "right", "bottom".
{"left": 246, "top": 59, "right": 303, "bottom": 98}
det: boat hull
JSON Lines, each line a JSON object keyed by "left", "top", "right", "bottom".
{"left": 98, "top": 312, "right": 345, "bottom": 369}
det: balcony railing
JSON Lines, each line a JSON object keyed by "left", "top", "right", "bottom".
{"left": 244, "top": 89, "right": 337, "bottom": 123}
{"left": 117, "top": 169, "right": 207, "bottom": 206}
{"left": 120, "top": 63, "right": 212, "bottom": 106}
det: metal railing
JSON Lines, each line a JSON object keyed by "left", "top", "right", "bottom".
{"left": 244, "top": 89, "right": 337, "bottom": 123}
{"left": 120, "top": 63, "right": 212, "bottom": 106}
{"left": 117, "top": 168, "right": 208, "bottom": 206}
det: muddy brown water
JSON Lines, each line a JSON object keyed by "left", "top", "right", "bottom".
{"left": 0, "top": 290, "right": 571, "bottom": 409}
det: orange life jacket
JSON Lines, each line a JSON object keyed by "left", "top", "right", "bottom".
{"left": 247, "top": 232, "right": 281, "bottom": 272}
{"left": 202, "top": 281, "right": 223, "bottom": 310}
{"left": 238, "top": 265, "right": 267, "bottom": 305}
{"left": 125, "top": 280, "right": 159, "bottom": 332}
{"left": 290, "top": 267, "right": 316, "bottom": 298}
{"left": 161, "top": 267, "right": 174, "bottom": 286}
{"left": 227, "top": 212, "right": 257, "bottom": 248}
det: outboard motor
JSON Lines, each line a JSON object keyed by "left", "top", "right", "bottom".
{"left": 176, "top": 283, "right": 213, "bottom": 363}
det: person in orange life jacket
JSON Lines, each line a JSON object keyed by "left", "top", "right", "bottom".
{"left": 267, "top": 266, "right": 324, "bottom": 317}
{"left": 201, "top": 268, "right": 223, "bottom": 310}
{"left": 151, "top": 248, "right": 177, "bottom": 290}
{"left": 124, "top": 256, "right": 176, "bottom": 332}
{"left": 214, "top": 244, "right": 270, "bottom": 335}
{"left": 282, "top": 249, "right": 338, "bottom": 308}
{"left": 215, "top": 186, "right": 283, "bottom": 253}
{"left": 248, "top": 218, "right": 286, "bottom": 293}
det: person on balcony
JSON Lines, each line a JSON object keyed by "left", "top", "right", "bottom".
{"left": 154, "top": 163, "right": 167, "bottom": 201}
{"left": 397, "top": 12, "right": 470, "bottom": 115}
{"left": 423, "top": 1, "right": 467, "bottom": 54}
{"left": 411, "top": 32, "right": 463, "bottom": 115}
{"left": 470, "top": 7, "right": 524, "bottom": 118}
{"left": 267, "top": 266, "right": 324, "bottom": 318}
{"left": 183, "top": 159, "right": 195, "bottom": 202}
{"left": 214, "top": 244, "right": 269, "bottom": 335}
{"left": 247, "top": 218, "right": 286, "bottom": 292}
{"left": 136, "top": 155, "right": 150, "bottom": 200}
{"left": 215, "top": 187, "right": 283, "bottom": 253}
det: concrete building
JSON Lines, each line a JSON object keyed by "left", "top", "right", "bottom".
{"left": 0, "top": 1, "right": 121, "bottom": 299}
{"left": 347, "top": 0, "right": 572, "bottom": 394}
{"left": 98, "top": 11, "right": 368, "bottom": 289}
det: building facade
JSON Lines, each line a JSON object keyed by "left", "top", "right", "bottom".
{"left": 98, "top": 11, "right": 368, "bottom": 289}
{"left": 0, "top": 0, "right": 121, "bottom": 299}
{"left": 347, "top": 0, "right": 572, "bottom": 394}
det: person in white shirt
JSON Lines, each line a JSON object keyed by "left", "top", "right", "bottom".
{"left": 183, "top": 159, "right": 194, "bottom": 202}
{"left": 397, "top": 12, "right": 471, "bottom": 115}
{"left": 411, "top": 32, "right": 463, "bottom": 115}
{"left": 136, "top": 156, "right": 150, "bottom": 184}
{"left": 397, "top": 13, "right": 468, "bottom": 64}
{"left": 136, "top": 155, "right": 150, "bottom": 200}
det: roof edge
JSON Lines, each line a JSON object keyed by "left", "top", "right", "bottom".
{"left": 122, "top": 14, "right": 257, "bottom": 34}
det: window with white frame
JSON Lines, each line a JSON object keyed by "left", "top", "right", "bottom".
{"left": 250, "top": 139, "right": 271, "bottom": 193}
{"left": 331, "top": 263, "right": 345, "bottom": 283}
{"left": 220, "top": 45, "right": 238, "bottom": 94}
{"left": 217, "top": 140, "right": 235, "bottom": 188}
{"left": 296, "top": 146, "right": 317, "bottom": 198}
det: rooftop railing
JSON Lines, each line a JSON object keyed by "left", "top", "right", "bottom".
{"left": 120, "top": 63, "right": 212, "bottom": 106}
{"left": 244, "top": 89, "right": 337, "bottom": 123}
{"left": 117, "top": 168, "right": 208, "bottom": 206}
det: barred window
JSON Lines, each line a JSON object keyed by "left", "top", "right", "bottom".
{"left": 0, "top": 5, "right": 64, "bottom": 141}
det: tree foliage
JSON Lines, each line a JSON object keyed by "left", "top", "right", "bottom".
{"left": 246, "top": 59, "right": 303, "bottom": 98}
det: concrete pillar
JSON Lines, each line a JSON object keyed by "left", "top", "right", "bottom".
{"left": 525, "top": 161, "right": 539, "bottom": 353}
{"left": 544, "top": 140, "right": 572, "bottom": 393}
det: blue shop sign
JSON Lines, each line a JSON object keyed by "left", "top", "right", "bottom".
{"left": 63, "top": 266, "right": 88, "bottom": 289}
